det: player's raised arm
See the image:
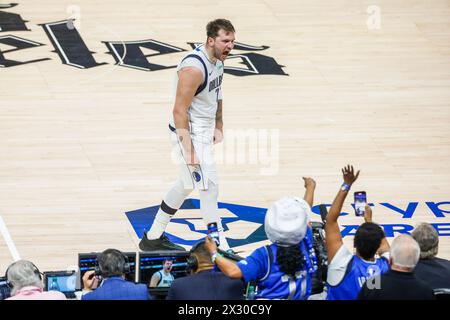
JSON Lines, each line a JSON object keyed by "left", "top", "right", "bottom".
{"left": 173, "top": 67, "right": 203, "bottom": 165}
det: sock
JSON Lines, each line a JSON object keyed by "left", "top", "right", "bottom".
{"left": 199, "top": 180, "right": 230, "bottom": 250}
{"left": 147, "top": 179, "right": 193, "bottom": 240}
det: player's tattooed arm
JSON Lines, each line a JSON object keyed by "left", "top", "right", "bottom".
{"left": 214, "top": 100, "right": 224, "bottom": 144}
{"left": 216, "top": 99, "right": 223, "bottom": 129}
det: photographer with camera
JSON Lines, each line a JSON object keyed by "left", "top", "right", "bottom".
{"left": 81, "top": 249, "right": 150, "bottom": 300}
{"left": 325, "top": 165, "right": 390, "bottom": 300}
{"left": 5, "top": 260, "right": 66, "bottom": 300}
{"left": 205, "top": 178, "right": 319, "bottom": 300}
{"left": 166, "top": 240, "right": 244, "bottom": 300}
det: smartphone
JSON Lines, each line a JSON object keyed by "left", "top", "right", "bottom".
{"left": 354, "top": 191, "right": 367, "bottom": 217}
{"left": 207, "top": 222, "right": 220, "bottom": 246}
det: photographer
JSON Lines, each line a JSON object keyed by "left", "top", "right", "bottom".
{"left": 205, "top": 178, "right": 319, "bottom": 300}
{"left": 325, "top": 165, "right": 390, "bottom": 300}
{"left": 5, "top": 260, "right": 66, "bottom": 300}
{"left": 82, "top": 249, "right": 150, "bottom": 300}
{"left": 166, "top": 241, "right": 244, "bottom": 300}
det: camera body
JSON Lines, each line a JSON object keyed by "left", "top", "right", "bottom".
{"left": 0, "top": 277, "right": 11, "bottom": 300}
{"left": 310, "top": 221, "right": 328, "bottom": 295}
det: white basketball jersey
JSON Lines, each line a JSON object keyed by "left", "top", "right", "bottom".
{"left": 170, "top": 44, "right": 224, "bottom": 133}
{"left": 157, "top": 270, "right": 174, "bottom": 287}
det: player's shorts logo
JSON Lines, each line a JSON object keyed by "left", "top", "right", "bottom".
{"left": 192, "top": 171, "right": 201, "bottom": 182}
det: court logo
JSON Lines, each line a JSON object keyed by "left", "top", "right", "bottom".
{"left": 126, "top": 199, "right": 268, "bottom": 248}
{"left": 1, "top": 4, "right": 288, "bottom": 75}
{"left": 192, "top": 171, "right": 201, "bottom": 182}
{"left": 126, "top": 200, "right": 450, "bottom": 249}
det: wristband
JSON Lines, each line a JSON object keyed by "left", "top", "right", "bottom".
{"left": 341, "top": 183, "right": 351, "bottom": 192}
{"left": 211, "top": 252, "right": 223, "bottom": 264}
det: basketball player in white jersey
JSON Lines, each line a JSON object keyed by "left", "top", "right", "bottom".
{"left": 149, "top": 259, "right": 175, "bottom": 288}
{"left": 139, "top": 19, "right": 235, "bottom": 252}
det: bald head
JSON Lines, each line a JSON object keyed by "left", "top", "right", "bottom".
{"left": 390, "top": 234, "right": 420, "bottom": 270}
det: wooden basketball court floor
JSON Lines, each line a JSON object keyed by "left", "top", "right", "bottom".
{"left": 1, "top": 0, "right": 450, "bottom": 274}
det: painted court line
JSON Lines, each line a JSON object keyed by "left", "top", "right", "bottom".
{"left": 0, "top": 216, "right": 21, "bottom": 261}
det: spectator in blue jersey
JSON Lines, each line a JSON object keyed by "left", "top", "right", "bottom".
{"left": 325, "top": 165, "right": 390, "bottom": 300}
{"left": 205, "top": 177, "right": 319, "bottom": 300}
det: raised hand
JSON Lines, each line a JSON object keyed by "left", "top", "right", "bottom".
{"left": 342, "top": 165, "right": 360, "bottom": 185}
{"left": 302, "top": 177, "right": 316, "bottom": 189}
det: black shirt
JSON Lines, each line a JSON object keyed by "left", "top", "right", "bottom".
{"left": 414, "top": 257, "right": 450, "bottom": 290}
{"left": 358, "top": 269, "right": 434, "bottom": 300}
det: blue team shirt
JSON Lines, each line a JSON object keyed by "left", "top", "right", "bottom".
{"left": 237, "top": 229, "right": 316, "bottom": 300}
{"left": 326, "top": 255, "right": 390, "bottom": 300}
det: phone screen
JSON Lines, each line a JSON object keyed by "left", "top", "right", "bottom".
{"left": 354, "top": 191, "right": 367, "bottom": 217}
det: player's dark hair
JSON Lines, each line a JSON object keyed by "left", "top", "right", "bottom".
{"left": 206, "top": 19, "right": 235, "bottom": 38}
{"left": 277, "top": 245, "right": 304, "bottom": 278}
{"left": 354, "top": 222, "right": 385, "bottom": 260}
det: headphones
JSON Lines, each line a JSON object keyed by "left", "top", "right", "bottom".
{"left": 5, "top": 261, "right": 42, "bottom": 289}
{"left": 186, "top": 241, "right": 206, "bottom": 273}
{"left": 95, "top": 249, "right": 131, "bottom": 277}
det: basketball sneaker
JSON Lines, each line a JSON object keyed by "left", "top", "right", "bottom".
{"left": 139, "top": 232, "right": 186, "bottom": 251}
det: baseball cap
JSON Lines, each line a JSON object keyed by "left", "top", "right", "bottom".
{"left": 264, "top": 197, "right": 311, "bottom": 246}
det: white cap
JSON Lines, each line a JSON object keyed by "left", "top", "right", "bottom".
{"left": 264, "top": 197, "right": 311, "bottom": 246}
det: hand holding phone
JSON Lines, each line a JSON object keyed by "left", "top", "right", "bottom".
{"left": 354, "top": 191, "right": 367, "bottom": 217}
{"left": 207, "top": 222, "right": 220, "bottom": 246}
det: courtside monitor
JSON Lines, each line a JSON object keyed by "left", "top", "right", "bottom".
{"left": 138, "top": 251, "right": 190, "bottom": 288}
{"left": 43, "top": 270, "right": 77, "bottom": 298}
{"left": 78, "top": 252, "right": 137, "bottom": 285}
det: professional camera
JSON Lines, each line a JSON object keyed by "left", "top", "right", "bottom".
{"left": 310, "top": 221, "right": 328, "bottom": 294}
{"left": 0, "top": 277, "right": 11, "bottom": 300}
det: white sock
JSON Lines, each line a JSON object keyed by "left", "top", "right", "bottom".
{"left": 147, "top": 179, "right": 193, "bottom": 240}
{"left": 217, "top": 219, "right": 230, "bottom": 251}
{"left": 147, "top": 210, "right": 172, "bottom": 240}
{"left": 199, "top": 180, "right": 231, "bottom": 251}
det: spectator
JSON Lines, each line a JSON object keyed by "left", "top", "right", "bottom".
{"left": 358, "top": 234, "right": 434, "bottom": 300}
{"left": 6, "top": 260, "right": 66, "bottom": 300}
{"left": 325, "top": 165, "right": 390, "bottom": 300}
{"left": 150, "top": 258, "right": 175, "bottom": 288}
{"left": 166, "top": 241, "right": 244, "bottom": 300}
{"left": 412, "top": 223, "right": 450, "bottom": 289}
{"left": 205, "top": 177, "right": 319, "bottom": 300}
{"left": 82, "top": 249, "right": 150, "bottom": 300}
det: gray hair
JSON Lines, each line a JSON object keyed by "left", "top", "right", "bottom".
{"left": 6, "top": 260, "right": 43, "bottom": 296}
{"left": 411, "top": 223, "right": 439, "bottom": 259}
{"left": 390, "top": 234, "right": 420, "bottom": 269}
